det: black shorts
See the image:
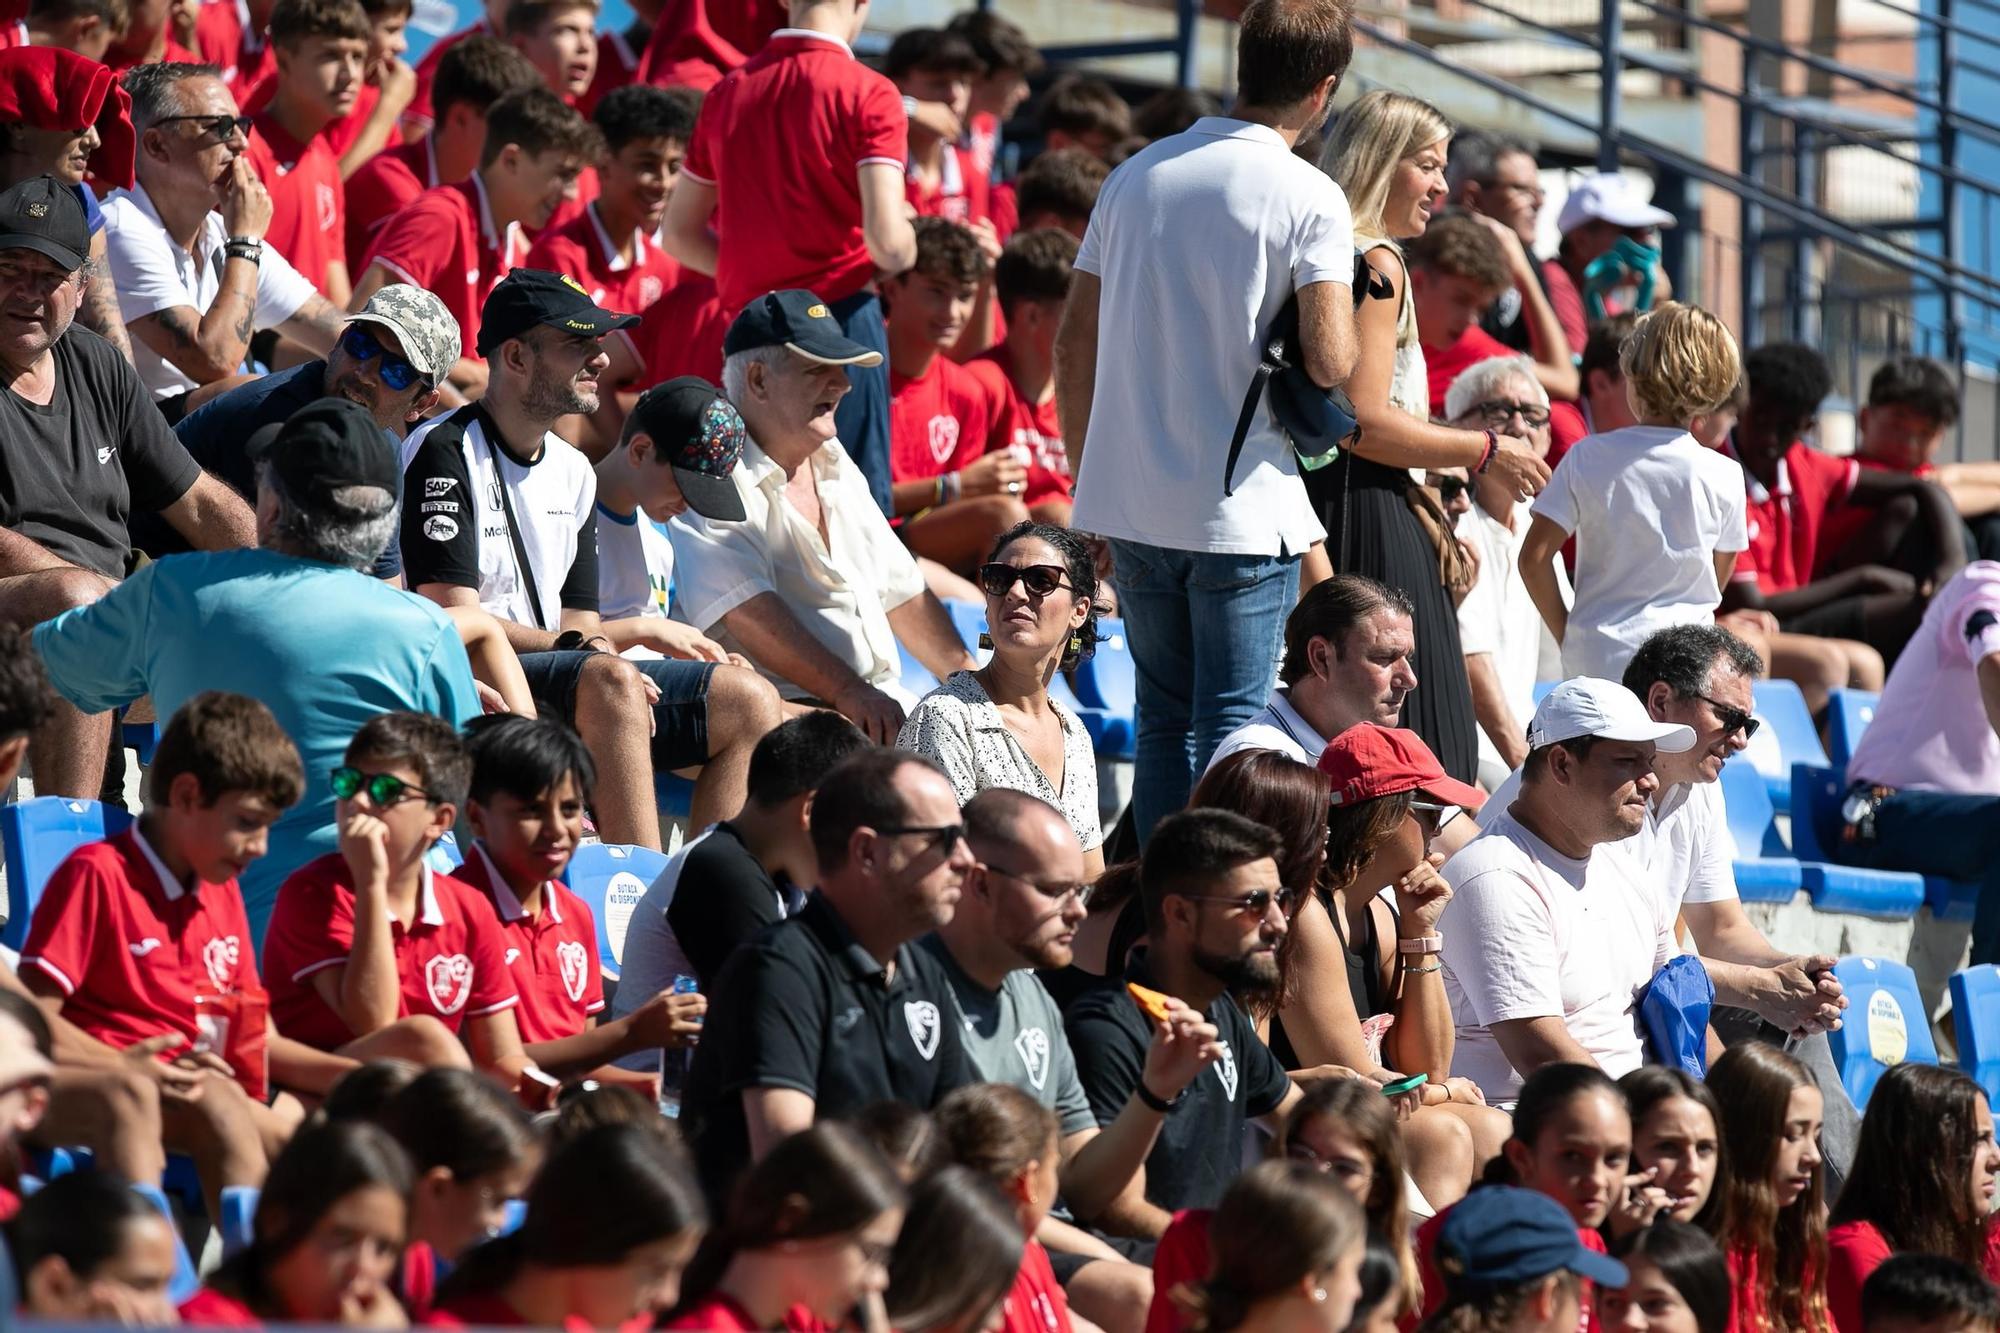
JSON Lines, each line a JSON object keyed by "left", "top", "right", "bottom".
{"left": 1780, "top": 598, "right": 1870, "bottom": 643}
{"left": 517, "top": 650, "right": 716, "bottom": 772}
{"left": 1045, "top": 1233, "right": 1156, "bottom": 1287}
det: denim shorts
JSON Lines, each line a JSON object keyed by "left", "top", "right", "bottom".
{"left": 517, "top": 651, "right": 716, "bottom": 771}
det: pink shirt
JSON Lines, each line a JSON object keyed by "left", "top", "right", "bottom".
{"left": 1848, "top": 560, "right": 2000, "bottom": 793}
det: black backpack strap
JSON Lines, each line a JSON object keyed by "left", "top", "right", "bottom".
{"left": 1224, "top": 347, "right": 1282, "bottom": 497}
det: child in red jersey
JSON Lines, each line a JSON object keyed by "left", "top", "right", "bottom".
{"left": 21, "top": 693, "right": 364, "bottom": 1222}
{"left": 945, "top": 10, "right": 1041, "bottom": 190}
{"left": 934, "top": 1084, "right": 1076, "bottom": 1333}
{"left": 242, "top": 0, "right": 419, "bottom": 177}
{"left": 1710, "top": 1042, "right": 1832, "bottom": 1333}
{"left": 885, "top": 216, "right": 1017, "bottom": 581}
{"left": 243, "top": 0, "right": 368, "bottom": 304}
{"left": 503, "top": 0, "right": 596, "bottom": 105}
{"left": 456, "top": 715, "right": 706, "bottom": 1086}
{"left": 885, "top": 27, "right": 985, "bottom": 226}
{"left": 965, "top": 227, "right": 1079, "bottom": 527}
{"left": 262, "top": 711, "right": 556, "bottom": 1109}
{"left": 179, "top": 1119, "right": 412, "bottom": 1328}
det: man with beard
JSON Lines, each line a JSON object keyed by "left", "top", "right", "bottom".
{"left": 1064, "top": 808, "right": 1308, "bottom": 1238}
{"left": 401, "top": 268, "right": 783, "bottom": 852}
{"left": 1438, "top": 678, "right": 1694, "bottom": 1103}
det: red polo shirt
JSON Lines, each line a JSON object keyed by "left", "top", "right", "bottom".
{"left": 681, "top": 28, "right": 907, "bottom": 315}
{"left": 1727, "top": 434, "right": 1860, "bottom": 595}
{"left": 453, "top": 843, "right": 606, "bottom": 1044}
{"left": 966, "top": 344, "right": 1070, "bottom": 506}
{"left": 906, "top": 143, "right": 988, "bottom": 226}
{"left": 345, "top": 137, "right": 437, "bottom": 272}
{"left": 245, "top": 111, "right": 346, "bottom": 295}
{"left": 663, "top": 1295, "right": 828, "bottom": 1332}
{"left": 263, "top": 853, "right": 519, "bottom": 1050}
{"left": 105, "top": 35, "right": 201, "bottom": 72}
{"left": 1001, "top": 1241, "right": 1072, "bottom": 1333}
{"left": 362, "top": 173, "right": 522, "bottom": 361}
{"left": 890, "top": 351, "right": 997, "bottom": 485}
{"left": 634, "top": 0, "right": 786, "bottom": 91}
{"left": 633, "top": 271, "right": 725, "bottom": 383}
{"left": 243, "top": 70, "right": 383, "bottom": 165}
{"left": 21, "top": 826, "right": 267, "bottom": 1090}
{"left": 522, "top": 200, "right": 679, "bottom": 322}
{"left": 179, "top": 1288, "right": 262, "bottom": 1327}
{"left": 403, "top": 18, "right": 489, "bottom": 135}
{"left": 1422, "top": 322, "right": 1514, "bottom": 421}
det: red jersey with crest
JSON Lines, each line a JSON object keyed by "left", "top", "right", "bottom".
{"left": 890, "top": 351, "right": 998, "bottom": 484}
{"left": 345, "top": 137, "right": 439, "bottom": 274}
{"left": 244, "top": 112, "right": 346, "bottom": 295}
{"left": 633, "top": 271, "right": 726, "bottom": 384}
{"left": 362, "top": 174, "right": 524, "bottom": 361}
{"left": 263, "top": 853, "right": 519, "bottom": 1049}
{"left": 522, "top": 201, "right": 680, "bottom": 320}
{"left": 452, "top": 843, "right": 607, "bottom": 1044}
{"left": 965, "top": 344, "right": 1070, "bottom": 506}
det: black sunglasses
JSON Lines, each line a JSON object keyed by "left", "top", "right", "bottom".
{"left": 1470, "top": 398, "right": 1552, "bottom": 430}
{"left": 331, "top": 766, "right": 437, "bottom": 807}
{"left": 339, "top": 326, "right": 429, "bottom": 392}
{"left": 1698, "top": 694, "right": 1761, "bottom": 741}
{"left": 875, "top": 823, "right": 967, "bottom": 857}
{"left": 156, "top": 112, "right": 253, "bottom": 145}
{"left": 1177, "top": 886, "right": 1303, "bottom": 916}
{"left": 978, "top": 563, "right": 1071, "bottom": 598}
{"left": 1429, "top": 475, "right": 1468, "bottom": 504}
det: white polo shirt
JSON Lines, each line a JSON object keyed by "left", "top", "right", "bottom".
{"left": 103, "top": 183, "right": 317, "bottom": 399}
{"left": 669, "top": 436, "right": 926, "bottom": 699}
{"left": 1456, "top": 500, "right": 1565, "bottom": 778}
{"left": 1070, "top": 117, "right": 1352, "bottom": 558}
{"left": 1206, "top": 686, "right": 1330, "bottom": 771}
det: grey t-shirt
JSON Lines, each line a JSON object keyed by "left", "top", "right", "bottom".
{"left": 920, "top": 934, "right": 1095, "bottom": 1137}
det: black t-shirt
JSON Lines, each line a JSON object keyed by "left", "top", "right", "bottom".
{"left": 0, "top": 326, "right": 201, "bottom": 577}
{"left": 666, "top": 821, "right": 797, "bottom": 991}
{"left": 1478, "top": 259, "right": 1555, "bottom": 354}
{"left": 681, "top": 892, "right": 979, "bottom": 1203}
{"left": 1065, "top": 950, "right": 1292, "bottom": 1214}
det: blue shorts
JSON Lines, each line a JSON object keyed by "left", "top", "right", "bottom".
{"left": 517, "top": 651, "right": 717, "bottom": 771}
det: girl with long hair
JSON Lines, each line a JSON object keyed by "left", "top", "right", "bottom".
{"left": 667, "top": 1122, "right": 907, "bottom": 1332}
{"left": 1619, "top": 1068, "right": 1727, "bottom": 1236}
{"left": 884, "top": 1166, "right": 1029, "bottom": 1333}
{"left": 1826, "top": 1063, "right": 2000, "bottom": 1333}
{"left": 431, "top": 1123, "right": 706, "bottom": 1329}
{"left": 1174, "top": 1160, "right": 1367, "bottom": 1333}
{"left": 1601, "top": 1221, "right": 1733, "bottom": 1333}
{"left": 1708, "top": 1042, "right": 1831, "bottom": 1333}
{"left": 934, "top": 1082, "right": 1075, "bottom": 1333}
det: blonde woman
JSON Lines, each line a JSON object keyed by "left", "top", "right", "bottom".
{"left": 1519, "top": 301, "right": 1747, "bottom": 681}
{"left": 1310, "top": 91, "right": 1549, "bottom": 785}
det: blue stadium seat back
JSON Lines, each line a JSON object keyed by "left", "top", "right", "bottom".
{"left": 943, "top": 598, "right": 993, "bottom": 669}
{"left": 130, "top": 1180, "right": 201, "bottom": 1305}
{"left": 121, "top": 721, "right": 160, "bottom": 765}
{"left": 1787, "top": 763, "right": 1927, "bottom": 919}
{"left": 425, "top": 829, "right": 465, "bottom": 873}
{"left": 1788, "top": 764, "right": 1842, "bottom": 863}
{"left": 1071, "top": 618, "right": 1135, "bottom": 716}
{"left": 1824, "top": 690, "right": 1879, "bottom": 771}
{"left": 162, "top": 1154, "right": 204, "bottom": 1214}
{"left": 655, "top": 772, "right": 695, "bottom": 820}
{"left": 25, "top": 1146, "right": 78, "bottom": 1181}
{"left": 1827, "top": 956, "right": 1938, "bottom": 1110}
{"left": 1079, "top": 708, "right": 1134, "bottom": 762}
{"left": 1743, "top": 680, "right": 1827, "bottom": 807}
{"left": 0, "top": 797, "right": 135, "bottom": 950}
{"left": 219, "top": 1185, "right": 259, "bottom": 1258}
{"left": 1949, "top": 965, "right": 2000, "bottom": 1104}
{"left": 563, "top": 843, "right": 670, "bottom": 972}
{"left": 1927, "top": 875, "right": 1981, "bottom": 923}
{"left": 1718, "top": 758, "right": 1803, "bottom": 902}
{"left": 899, "top": 641, "right": 939, "bottom": 700}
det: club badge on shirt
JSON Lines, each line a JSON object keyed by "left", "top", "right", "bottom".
{"left": 556, "top": 940, "right": 590, "bottom": 1003}
{"left": 427, "top": 953, "right": 474, "bottom": 1014}
{"left": 905, "top": 999, "right": 940, "bottom": 1061}
{"left": 1015, "top": 1026, "right": 1051, "bottom": 1091}
{"left": 202, "top": 935, "right": 240, "bottom": 989}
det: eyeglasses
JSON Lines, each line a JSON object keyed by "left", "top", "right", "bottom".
{"left": 1409, "top": 800, "right": 1462, "bottom": 839}
{"left": 154, "top": 113, "right": 253, "bottom": 146}
{"left": 1697, "top": 694, "right": 1761, "bottom": 741}
{"left": 1177, "top": 886, "right": 1302, "bottom": 917}
{"left": 339, "top": 326, "right": 429, "bottom": 392}
{"left": 1427, "top": 474, "right": 1468, "bottom": 505}
{"left": 978, "top": 563, "right": 1071, "bottom": 598}
{"left": 1284, "top": 1141, "right": 1376, "bottom": 1185}
{"left": 875, "top": 823, "right": 968, "bottom": 857}
{"left": 1469, "top": 399, "right": 1552, "bottom": 430}
{"left": 984, "top": 863, "right": 1094, "bottom": 907}
{"left": 331, "top": 766, "right": 438, "bottom": 807}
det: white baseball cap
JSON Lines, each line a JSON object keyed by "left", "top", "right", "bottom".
{"left": 1526, "top": 678, "right": 1696, "bottom": 752}
{"left": 1556, "top": 172, "right": 1678, "bottom": 235}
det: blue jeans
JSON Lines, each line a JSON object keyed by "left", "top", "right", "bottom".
{"left": 1835, "top": 789, "right": 2000, "bottom": 962}
{"left": 1110, "top": 539, "right": 1299, "bottom": 846}
{"left": 829, "top": 290, "right": 892, "bottom": 516}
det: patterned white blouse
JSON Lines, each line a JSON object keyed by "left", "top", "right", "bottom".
{"left": 896, "top": 670, "right": 1103, "bottom": 852}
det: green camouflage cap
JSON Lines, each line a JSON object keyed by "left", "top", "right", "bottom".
{"left": 346, "top": 284, "right": 462, "bottom": 381}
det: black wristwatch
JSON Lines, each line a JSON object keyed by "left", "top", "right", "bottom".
{"left": 1134, "top": 1080, "right": 1186, "bottom": 1114}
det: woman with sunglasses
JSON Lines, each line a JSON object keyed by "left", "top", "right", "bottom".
{"left": 899, "top": 521, "right": 1106, "bottom": 875}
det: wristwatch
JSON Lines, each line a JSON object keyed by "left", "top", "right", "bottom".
{"left": 223, "top": 236, "right": 263, "bottom": 264}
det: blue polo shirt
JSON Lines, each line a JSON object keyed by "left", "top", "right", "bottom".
{"left": 33, "top": 548, "right": 482, "bottom": 944}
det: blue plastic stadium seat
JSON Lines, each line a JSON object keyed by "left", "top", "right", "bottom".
{"left": 131, "top": 1180, "right": 201, "bottom": 1304}
{"left": 219, "top": 1185, "right": 259, "bottom": 1258}
{"left": 654, "top": 773, "right": 695, "bottom": 820}
{"left": 1717, "top": 758, "right": 1803, "bottom": 903}
{"left": 1927, "top": 875, "right": 1982, "bottom": 923}
{"left": 943, "top": 598, "right": 992, "bottom": 669}
{"left": 564, "top": 843, "right": 670, "bottom": 973}
{"left": 0, "top": 797, "right": 134, "bottom": 949}
{"left": 424, "top": 829, "right": 464, "bottom": 873}
{"left": 121, "top": 720, "right": 160, "bottom": 764}
{"left": 1788, "top": 764, "right": 1925, "bottom": 919}
{"left": 1950, "top": 965, "right": 2000, "bottom": 1105}
{"left": 1828, "top": 956, "right": 1939, "bottom": 1110}
{"left": 1824, "top": 690, "right": 1879, "bottom": 772}
{"left": 899, "top": 641, "right": 939, "bottom": 700}
{"left": 1737, "top": 680, "right": 1828, "bottom": 808}
{"left": 1068, "top": 616, "right": 1136, "bottom": 762}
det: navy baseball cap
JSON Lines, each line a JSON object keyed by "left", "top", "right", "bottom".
{"left": 0, "top": 175, "right": 86, "bottom": 272}
{"left": 628, "top": 376, "right": 748, "bottom": 522}
{"left": 722, "top": 289, "right": 884, "bottom": 367}
{"left": 476, "top": 268, "right": 641, "bottom": 357}
{"left": 246, "top": 398, "right": 402, "bottom": 503}
{"left": 1433, "top": 1188, "right": 1628, "bottom": 1293}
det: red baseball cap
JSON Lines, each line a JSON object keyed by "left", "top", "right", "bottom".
{"left": 1318, "top": 725, "right": 1484, "bottom": 809}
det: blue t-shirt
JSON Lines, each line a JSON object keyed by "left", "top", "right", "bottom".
{"left": 78, "top": 183, "right": 103, "bottom": 238}
{"left": 32, "top": 548, "right": 482, "bottom": 943}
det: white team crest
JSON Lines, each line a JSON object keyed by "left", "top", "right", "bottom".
{"left": 556, "top": 940, "right": 590, "bottom": 1003}
{"left": 316, "top": 183, "right": 338, "bottom": 232}
{"left": 1014, "top": 1026, "right": 1051, "bottom": 1091}
{"left": 905, "top": 1000, "right": 941, "bottom": 1061}
{"left": 1213, "top": 1041, "right": 1238, "bottom": 1100}
{"left": 201, "top": 935, "right": 239, "bottom": 988}
{"left": 425, "top": 953, "right": 474, "bottom": 1014}
{"left": 927, "top": 415, "right": 960, "bottom": 465}
{"left": 639, "top": 276, "right": 664, "bottom": 307}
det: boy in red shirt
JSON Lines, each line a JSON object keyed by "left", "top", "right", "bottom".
{"left": 263, "top": 711, "right": 558, "bottom": 1108}
{"left": 102, "top": 0, "right": 199, "bottom": 70}
{"left": 242, "top": 0, "right": 367, "bottom": 305}
{"left": 1409, "top": 212, "right": 1577, "bottom": 419}
{"left": 1824, "top": 356, "right": 2000, "bottom": 565}
{"left": 242, "top": 0, "right": 418, "bottom": 178}
{"left": 504, "top": 0, "right": 595, "bottom": 105}
{"left": 577, "top": 0, "right": 653, "bottom": 114}
{"left": 354, "top": 85, "right": 599, "bottom": 397}
{"left": 455, "top": 716, "right": 707, "bottom": 1088}
{"left": 964, "top": 228, "right": 1078, "bottom": 527}
{"left": 886, "top": 27, "right": 985, "bottom": 226}
{"left": 193, "top": 0, "right": 275, "bottom": 95}
{"left": 946, "top": 10, "right": 1040, "bottom": 190}
{"left": 660, "top": 0, "right": 917, "bottom": 516}
{"left": 342, "top": 33, "right": 540, "bottom": 272}
{"left": 885, "top": 216, "right": 1017, "bottom": 579}
{"left": 20, "top": 693, "right": 368, "bottom": 1218}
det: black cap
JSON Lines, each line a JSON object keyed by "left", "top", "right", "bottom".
{"left": 722, "top": 289, "right": 885, "bottom": 367}
{"left": 0, "top": 176, "right": 87, "bottom": 272}
{"left": 246, "top": 398, "right": 402, "bottom": 504}
{"left": 475, "top": 268, "right": 642, "bottom": 357}
{"left": 628, "top": 376, "right": 749, "bottom": 522}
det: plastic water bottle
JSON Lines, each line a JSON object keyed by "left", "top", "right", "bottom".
{"left": 657, "top": 974, "right": 701, "bottom": 1119}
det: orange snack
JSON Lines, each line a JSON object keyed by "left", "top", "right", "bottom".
{"left": 1127, "top": 980, "right": 1174, "bottom": 1024}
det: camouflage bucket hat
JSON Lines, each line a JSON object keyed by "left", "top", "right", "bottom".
{"left": 346, "top": 284, "right": 463, "bottom": 382}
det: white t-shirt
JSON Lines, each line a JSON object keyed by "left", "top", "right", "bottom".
{"left": 1456, "top": 500, "right": 1565, "bottom": 777}
{"left": 1205, "top": 687, "right": 1330, "bottom": 771}
{"left": 596, "top": 502, "right": 676, "bottom": 622}
{"left": 1531, "top": 425, "right": 1747, "bottom": 681}
{"left": 103, "top": 184, "right": 316, "bottom": 399}
{"left": 1440, "top": 806, "right": 1669, "bottom": 1101}
{"left": 1071, "top": 117, "right": 1351, "bottom": 557}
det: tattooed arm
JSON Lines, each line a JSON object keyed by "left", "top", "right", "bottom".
{"left": 126, "top": 252, "right": 264, "bottom": 385}
{"left": 79, "top": 231, "right": 135, "bottom": 365}
{"left": 278, "top": 293, "right": 347, "bottom": 358}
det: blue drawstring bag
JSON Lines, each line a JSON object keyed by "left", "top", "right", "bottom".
{"left": 1640, "top": 953, "right": 1715, "bottom": 1077}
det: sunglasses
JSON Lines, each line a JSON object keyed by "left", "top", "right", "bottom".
{"left": 875, "top": 823, "right": 968, "bottom": 857}
{"left": 1698, "top": 694, "right": 1761, "bottom": 741}
{"left": 339, "top": 326, "right": 429, "bottom": 392}
{"left": 1469, "top": 399, "right": 1552, "bottom": 430}
{"left": 1410, "top": 799, "right": 1462, "bottom": 839}
{"left": 156, "top": 112, "right": 253, "bottom": 146}
{"left": 1178, "top": 886, "right": 1303, "bottom": 917}
{"left": 978, "top": 563, "right": 1071, "bottom": 598}
{"left": 984, "top": 863, "right": 1094, "bottom": 907}
{"left": 1428, "top": 475, "right": 1469, "bottom": 504}
{"left": 331, "top": 766, "right": 438, "bottom": 807}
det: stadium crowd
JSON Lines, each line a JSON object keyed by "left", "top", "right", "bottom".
{"left": 0, "top": 0, "right": 1998, "bottom": 1325}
